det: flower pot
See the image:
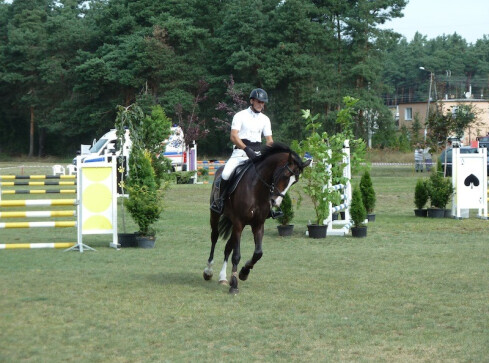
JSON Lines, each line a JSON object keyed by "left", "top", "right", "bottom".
{"left": 136, "top": 235, "right": 156, "bottom": 249}
{"left": 414, "top": 209, "right": 428, "bottom": 217}
{"left": 444, "top": 209, "right": 452, "bottom": 218}
{"left": 367, "top": 214, "right": 376, "bottom": 222}
{"left": 351, "top": 226, "right": 367, "bottom": 238}
{"left": 427, "top": 208, "right": 445, "bottom": 218}
{"left": 307, "top": 224, "right": 327, "bottom": 239}
{"left": 277, "top": 224, "right": 294, "bottom": 237}
{"left": 118, "top": 233, "right": 138, "bottom": 248}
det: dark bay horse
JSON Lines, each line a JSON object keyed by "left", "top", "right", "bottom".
{"left": 203, "top": 143, "right": 311, "bottom": 294}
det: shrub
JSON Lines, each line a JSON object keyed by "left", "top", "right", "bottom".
{"left": 276, "top": 193, "right": 294, "bottom": 226}
{"left": 359, "top": 170, "right": 376, "bottom": 213}
{"left": 414, "top": 179, "right": 429, "bottom": 210}
{"left": 427, "top": 161, "right": 453, "bottom": 208}
{"left": 350, "top": 185, "right": 367, "bottom": 227}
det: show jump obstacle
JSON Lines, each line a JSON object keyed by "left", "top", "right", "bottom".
{"left": 323, "top": 140, "right": 354, "bottom": 236}
{"left": 0, "top": 157, "right": 118, "bottom": 252}
{"left": 451, "top": 146, "right": 488, "bottom": 219}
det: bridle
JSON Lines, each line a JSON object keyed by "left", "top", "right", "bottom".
{"left": 253, "top": 153, "right": 302, "bottom": 205}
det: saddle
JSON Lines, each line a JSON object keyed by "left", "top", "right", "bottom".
{"left": 219, "top": 159, "right": 254, "bottom": 199}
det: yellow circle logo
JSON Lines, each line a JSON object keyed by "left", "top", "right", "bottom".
{"left": 82, "top": 184, "right": 112, "bottom": 212}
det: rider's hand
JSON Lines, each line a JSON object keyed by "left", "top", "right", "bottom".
{"left": 244, "top": 146, "right": 257, "bottom": 160}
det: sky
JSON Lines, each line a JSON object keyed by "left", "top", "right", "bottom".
{"left": 380, "top": 0, "right": 489, "bottom": 44}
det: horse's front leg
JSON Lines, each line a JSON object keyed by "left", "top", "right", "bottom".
{"left": 228, "top": 226, "right": 243, "bottom": 294}
{"left": 239, "top": 223, "right": 264, "bottom": 281}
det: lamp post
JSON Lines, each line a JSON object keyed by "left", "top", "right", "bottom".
{"left": 419, "top": 66, "right": 434, "bottom": 142}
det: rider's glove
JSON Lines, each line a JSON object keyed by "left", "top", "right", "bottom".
{"left": 244, "top": 146, "right": 257, "bottom": 160}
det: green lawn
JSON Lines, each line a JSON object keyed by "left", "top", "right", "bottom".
{"left": 1, "top": 164, "right": 488, "bottom": 362}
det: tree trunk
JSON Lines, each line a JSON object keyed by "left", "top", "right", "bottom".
{"left": 38, "top": 128, "right": 45, "bottom": 157}
{"left": 28, "top": 106, "right": 35, "bottom": 157}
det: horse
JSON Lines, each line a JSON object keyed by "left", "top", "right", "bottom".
{"left": 203, "top": 143, "right": 311, "bottom": 294}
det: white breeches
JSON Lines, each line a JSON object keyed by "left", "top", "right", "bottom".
{"left": 222, "top": 148, "right": 248, "bottom": 180}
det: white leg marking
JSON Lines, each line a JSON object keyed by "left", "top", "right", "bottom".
{"left": 204, "top": 260, "right": 214, "bottom": 275}
{"left": 219, "top": 261, "right": 228, "bottom": 282}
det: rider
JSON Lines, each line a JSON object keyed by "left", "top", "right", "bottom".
{"left": 210, "top": 88, "right": 274, "bottom": 213}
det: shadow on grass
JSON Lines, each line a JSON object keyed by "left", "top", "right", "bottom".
{"left": 146, "top": 271, "right": 228, "bottom": 292}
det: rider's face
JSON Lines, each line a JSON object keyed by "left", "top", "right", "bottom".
{"left": 250, "top": 99, "right": 265, "bottom": 113}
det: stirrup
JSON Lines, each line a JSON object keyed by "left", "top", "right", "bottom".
{"left": 210, "top": 199, "right": 223, "bottom": 214}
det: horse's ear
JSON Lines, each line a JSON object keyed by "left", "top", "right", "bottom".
{"left": 302, "top": 159, "right": 312, "bottom": 168}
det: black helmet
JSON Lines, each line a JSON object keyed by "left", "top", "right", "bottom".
{"left": 249, "top": 88, "right": 268, "bottom": 103}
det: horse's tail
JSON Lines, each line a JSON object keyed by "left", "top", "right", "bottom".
{"left": 218, "top": 215, "right": 233, "bottom": 240}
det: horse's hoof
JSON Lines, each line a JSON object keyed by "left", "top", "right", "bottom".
{"left": 203, "top": 271, "right": 213, "bottom": 281}
{"left": 219, "top": 279, "right": 229, "bottom": 286}
{"left": 229, "top": 287, "right": 239, "bottom": 295}
{"left": 239, "top": 270, "right": 249, "bottom": 281}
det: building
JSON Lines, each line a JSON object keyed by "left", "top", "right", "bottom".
{"left": 396, "top": 98, "right": 489, "bottom": 145}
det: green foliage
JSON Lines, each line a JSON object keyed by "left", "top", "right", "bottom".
{"left": 396, "top": 126, "right": 412, "bottom": 152}
{"left": 427, "top": 161, "right": 454, "bottom": 209}
{"left": 293, "top": 110, "right": 340, "bottom": 225}
{"left": 414, "top": 179, "right": 429, "bottom": 210}
{"left": 276, "top": 193, "right": 295, "bottom": 226}
{"left": 350, "top": 185, "right": 367, "bottom": 228}
{"left": 1, "top": 0, "right": 489, "bottom": 158}
{"left": 359, "top": 170, "right": 376, "bottom": 213}
{"left": 124, "top": 184, "right": 162, "bottom": 236}
{"left": 175, "top": 171, "right": 194, "bottom": 184}
{"left": 124, "top": 149, "right": 163, "bottom": 235}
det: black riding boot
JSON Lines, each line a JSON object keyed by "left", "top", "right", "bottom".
{"left": 210, "top": 178, "right": 228, "bottom": 214}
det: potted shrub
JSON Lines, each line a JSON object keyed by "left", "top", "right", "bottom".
{"left": 115, "top": 104, "right": 171, "bottom": 247}
{"left": 124, "top": 149, "right": 163, "bottom": 248}
{"left": 427, "top": 160, "right": 454, "bottom": 218}
{"left": 276, "top": 193, "right": 295, "bottom": 237}
{"left": 359, "top": 170, "right": 376, "bottom": 222}
{"left": 293, "top": 110, "right": 341, "bottom": 239}
{"left": 350, "top": 185, "right": 367, "bottom": 238}
{"left": 414, "top": 179, "right": 429, "bottom": 217}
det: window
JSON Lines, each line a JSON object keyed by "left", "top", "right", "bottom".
{"left": 405, "top": 107, "right": 413, "bottom": 120}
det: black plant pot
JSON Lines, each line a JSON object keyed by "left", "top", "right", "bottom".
{"left": 367, "top": 214, "right": 376, "bottom": 222}
{"left": 351, "top": 226, "right": 367, "bottom": 238}
{"left": 427, "top": 208, "right": 445, "bottom": 218}
{"left": 307, "top": 224, "right": 327, "bottom": 239}
{"left": 414, "top": 209, "right": 428, "bottom": 217}
{"left": 118, "top": 233, "right": 138, "bottom": 248}
{"left": 136, "top": 235, "right": 156, "bottom": 248}
{"left": 277, "top": 224, "right": 294, "bottom": 237}
{"left": 444, "top": 209, "right": 452, "bottom": 218}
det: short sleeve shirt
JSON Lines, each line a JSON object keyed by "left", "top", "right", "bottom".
{"left": 231, "top": 107, "right": 272, "bottom": 143}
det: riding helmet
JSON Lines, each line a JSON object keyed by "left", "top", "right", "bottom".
{"left": 249, "top": 88, "right": 268, "bottom": 103}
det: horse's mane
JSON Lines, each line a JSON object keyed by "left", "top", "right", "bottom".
{"left": 255, "top": 142, "right": 304, "bottom": 168}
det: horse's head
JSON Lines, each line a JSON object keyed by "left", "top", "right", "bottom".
{"left": 257, "top": 143, "right": 311, "bottom": 207}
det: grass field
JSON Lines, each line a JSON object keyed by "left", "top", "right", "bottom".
{"left": 1, "top": 161, "right": 488, "bottom": 362}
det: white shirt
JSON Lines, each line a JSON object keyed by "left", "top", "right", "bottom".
{"left": 231, "top": 107, "right": 272, "bottom": 143}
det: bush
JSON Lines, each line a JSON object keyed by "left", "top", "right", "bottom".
{"left": 427, "top": 161, "right": 453, "bottom": 209}
{"left": 359, "top": 170, "right": 376, "bottom": 213}
{"left": 414, "top": 179, "right": 429, "bottom": 210}
{"left": 350, "top": 185, "right": 367, "bottom": 227}
{"left": 125, "top": 149, "right": 163, "bottom": 235}
{"left": 276, "top": 193, "right": 294, "bottom": 226}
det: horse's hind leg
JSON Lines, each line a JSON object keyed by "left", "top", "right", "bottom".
{"left": 203, "top": 211, "right": 220, "bottom": 281}
{"left": 239, "top": 223, "right": 264, "bottom": 281}
{"left": 218, "top": 236, "right": 234, "bottom": 285}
